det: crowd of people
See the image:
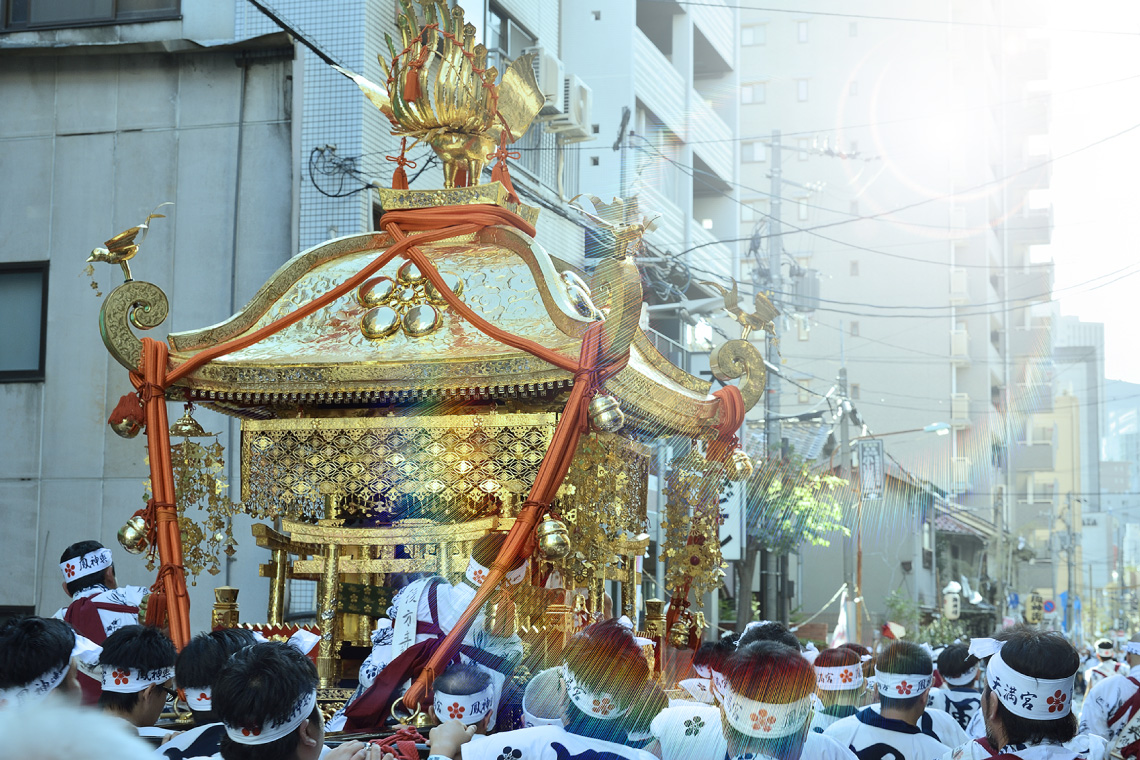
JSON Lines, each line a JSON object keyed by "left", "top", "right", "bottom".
{"left": 4, "top": 537, "right": 1140, "bottom": 760}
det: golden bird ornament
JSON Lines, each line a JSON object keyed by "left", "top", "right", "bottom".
{"left": 87, "top": 202, "right": 172, "bottom": 283}
{"left": 700, "top": 278, "right": 780, "bottom": 341}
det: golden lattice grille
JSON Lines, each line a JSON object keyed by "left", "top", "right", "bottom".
{"left": 241, "top": 414, "right": 557, "bottom": 522}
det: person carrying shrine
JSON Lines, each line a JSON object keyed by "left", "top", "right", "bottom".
{"left": 428, "top": 619, "right": 658, "bottom": 760}
{"left": 811, "top": 647, "right": 867, "bottom": 733}
{"left": 926, "top": 644, "right": 983, "bottom": 732}
{"left": 824, "top": 641, "right": 956, "bottom": 760}
{"left": 0, "top": 616, "right": 96, "bottom": 709}
{"left": 427, "top": 662, "right": 497, "bottom": 735}
{"left": 328, "top": 532, "right": 526, "bottom": 732}
{"left": 53, "top": 540, "right": 150, "bottom": 704}
{"left": 154, "top": 627, "right": 261, "bottom": 760}
{"left": 96, "top": 625, "right": 177, "bottom": 739}
{"left": 954, "top": 627, "right": 1105, "bottom": 760}
{"left": 1079, "top": 633, "right": 1140, "bottom": 756}
{"left": 212, "top": 641, "right": 392, "bottom": 760}
{"left": 1087, "top": 639, "right": 1128, "bottom": 691}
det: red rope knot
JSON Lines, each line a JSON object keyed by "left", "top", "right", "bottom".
{"left": 370, "top": 725, "right": 426, "bottom": 760}
{"left": 488, "top": 131, "right": 521, "bottom": 203}
{"left": 707, "top": 385, "right": 745, "bottom": 463}
{"left": 138, "top": 381, "right": 166, "bottom": 404}
{"left": 151, "top": 562, "right": 187, "bottom": 595}
{"left": 386, "top": 137, "right": 417, "bottom": 190}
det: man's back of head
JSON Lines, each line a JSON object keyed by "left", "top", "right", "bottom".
{"left": 875, "top": 641, "right": 933, "bottom": 720}
{"left": 431, "top": 661, "right": 494, "bottom": 733}
{"left": 979, "top": 626, "right": 1079, "bottom": 749}
{"left": 98, "top": 625, "right": 176, "bottom": 728}
{"left": 561, "top": 618, "right": 649, "bottom": 743}
{"left": 721, "top": 640, "right": 816, "bottom": 759}
{"left": 213, "top": 642, "right": 321, "bottom": 760}
{"left": 0, "top": 616, "right": 78, "bottom": 707}
{"left": 60, "top": 540, "right": 115, "bottom": 597}
{"left": 738, "top": 620, "right": 800, "bottom": 651}
{"left": 177, "top": 628, "right": 259, "bottom": 726}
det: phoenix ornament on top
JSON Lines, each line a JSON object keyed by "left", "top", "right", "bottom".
{"left": 87, "top": 202, "right": 172, "bottom": 283}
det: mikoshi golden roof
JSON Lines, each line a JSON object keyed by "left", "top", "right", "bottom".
{"left": 98, "top": 185, "right": 764, "bottom": 438}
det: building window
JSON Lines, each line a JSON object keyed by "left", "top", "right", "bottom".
{"left": 742, "top": 82, "right": 766, "bottom": 104}
{"left": 850, "top": 383, "right": 861, "bottom": 400}
{"left": 797, "top": 138, "right": 810, "bottom": 160}
{"left": 486, "top": 5, "right": 537, "bottom": 74}
{"left": 850, "top": 260, "right": 859, "bottom": 276}
{"left": 849, "top": 80, "right": 859, "bottom": 96}
{"left": 798, "top": 380, "right": 812, "bottom": 404}
{"left": 796, "top": 20, "right": 809, "bottom": 43}
{"left": 742, "top": 24, "right": 766, "bottom": 46}
{"left": 743, "top": 140, "right": 768, "bottom": 162}
{"left": 741, "top": 200, "right": 768, "bottom": 223}
{"left": 2, "top": 0, "right": 179, "bottom": 30}
{"left": 796, "top": 79, "right": 809, "bottom": 102}
{"left": 850, "top": 22, "right": 858, "bottom": 36}
{"left": 797, "top": 197, "right": 809, "bottom": 220}
{"left": 0, "top": 262, "right": 49, "bottom": 382}
{"left": 850, "top": 321, "right": 860, "bottom": 337}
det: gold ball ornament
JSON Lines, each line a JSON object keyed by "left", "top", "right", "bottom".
{"left": 424, "top": 271, "right": 464, "bottom": 305}
{"left": 536, "top": 518, "right": 571, "bottom": 560}
{"left": 356, "top": 276, "right": 396, "bottom": 308}
{"left": 728, "top": 449, "right": 754, "bottom": 481}
{"left": 669, "top": 620, "right": 691, "bottom": 648}
{"left": 588, "top": 394, "right": 625, "bottom": 433}
{"left": 397, "top": 260, "right": 424, "bottom": 286}
{"left": 117, "top": 515, "right": 149, "bottom": 555}
{"left": 402, "top": 304, "right": 442, "bottom": 337}
{"left": 110, "top": 416, "right": 143, "bottom": 438}
{"left": 361, "top": 306, "right": 400, "bottom": 340}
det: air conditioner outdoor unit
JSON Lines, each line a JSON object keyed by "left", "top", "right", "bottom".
{"left": 521, "top": 46, "right": 564, "bottom": 116}
{"left": 547, "top": 74, "right": 593, "bottom": 141}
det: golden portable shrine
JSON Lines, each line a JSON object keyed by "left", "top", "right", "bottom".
{"left": 91, "top": 0, "right": 768, "bottom": 728}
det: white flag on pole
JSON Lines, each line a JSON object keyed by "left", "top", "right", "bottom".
{"left": 830, "top": 590, "right": 849, "bottom": 647}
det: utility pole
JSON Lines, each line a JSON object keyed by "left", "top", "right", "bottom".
{"left": 1066, "top": 492, "right": 1076, "bottom": 639}
{"left": 839, "top": 367, "right": 854, "bottom": 639}
{"left": 761, "top": 130, "right": 783, "bottom": 622}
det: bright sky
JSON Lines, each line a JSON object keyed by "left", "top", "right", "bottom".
{"left": 1047, "top": 0, "right": 1140, "bottom": 383}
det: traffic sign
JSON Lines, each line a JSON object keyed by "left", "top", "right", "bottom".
{"left": 1043, "top": 600, "right": 1056, "bottom": 613}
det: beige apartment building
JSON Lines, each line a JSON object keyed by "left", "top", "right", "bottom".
{"left": 736, "top": 1, "right": 1056, "bottom": 634}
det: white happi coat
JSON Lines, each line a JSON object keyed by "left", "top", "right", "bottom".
{"left": 826, "top": 706, "right": 952, "bottom": 760}
{"left": 1087, "top": 661, "right": 1129, "bottom": 690}
{"left": 859, "top": 704, "right": 969, "bottom": 750}
{"left": 460, "top": 725, "right": 657, "bottom": 760}
{"left": 1079, "top": 667, "right": 1140, "bottom": 743}
{"left": 650, "top": 703, "right": 727, "bottom": 760}
{"left": 927, "top": 688, "right": 983, "bottom": 732}
{"left": 52, "top": 584, "right": 148, "bottom": 638}
{"left": 811, "top": 706, "right": 861, "bottom": 735}
{"left": 941, "top": 735, "right": 1107, "bottom": 760}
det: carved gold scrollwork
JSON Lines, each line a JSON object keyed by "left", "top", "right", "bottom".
{"left": 709, "top": 339, "right": 767, "bottom": 412}
{"left": 99, "top": 280, "right": 170, "bottom": 371}
{"left": 590, "top": 257, "right": 643, "bottom": 364}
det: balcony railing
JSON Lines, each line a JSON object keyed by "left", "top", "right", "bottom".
{"left": 635, "top": 180, "right": 684, "bottom": 248}
{"left": 689, "top": 0, "right": 733, "bottom": 67}
{"left": 689, "top": 91, "right": 734, "bottom": 181}
{"left": 1008, "top": 263, "right": 1053, "bottom": 303}
{"left": 634, "top": 27, "right": 685, "bottom": 137}
{"left": 689, "top": 221, "right": 733, "bottom": 281}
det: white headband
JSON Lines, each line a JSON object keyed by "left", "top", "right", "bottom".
{"left": 693, "top": 664, "right": 712, "bottom": 679}
{"left": 101, "top": 665, "right": 174, "bottom": 694}
{"left": 874, "top": 668, "right": 932, "bottom": 698}
{"left": 1125, "top": 642, "right": 1140, "bottom": 657}
{"left": 722, "top": 688, "right": 813, "bottom": 739}
{"left": 561, "top": 665, "right": 630, "bottom": 720}
{"left": 434, "top": 685, "right": 495, "bottom": 726}
{"left": 802, "top": 642, "right": 820, "bottom": 664}
{"left": 679, "top": 678, "right": 715, "bottom": 704}
{"left": 187, "top": 686, "right": 213, "bottom": 712}
{"left": 60, "top": 549, "right": 113, "bottom": 581}
{"left": 711, "top": 669, "right": 730, "bottom": 701}
{"left": 943, "top": 665, "right": 980, "bottom": 687}
{"left": 969, "top": 638, "right": 1074, "bottom": 720}
{"left": 0, "top": 661, "right": 69, "bottom": 709}
{"left": 522, "top": 667, "right": 566, "bottom": 728}
{"left": 224, "top": 690, "right": 317, "bottom": 745}
{"left": 465, "top": 558, "right": 528, "bottom": 589}
{"left": 815, "top": 663, "right": 864, "bottom": 691}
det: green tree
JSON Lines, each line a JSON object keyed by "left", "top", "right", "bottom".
{"left": 733, "top": 456, "right": 849, "bottom": 632}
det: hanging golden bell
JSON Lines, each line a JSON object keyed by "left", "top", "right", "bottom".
{"left": 588, "top": 394, "right": 625, "bottom": 433}
{"left": 169, "top": 408, "right": 213, "bottom": 437}
{"left": 110, "top": 416, "right": 143, "bottom": 438}
{"left": 728, "top": 449, "right": 754, "bottom": 482}
{"left": 669, "top": 620, "right": 691, "bottom": 648}
{"left": 117, "top": 515, "right": 149, "bottom": 555}
{"left": 536, "top": 517, "right": 571, "bottom": 560}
